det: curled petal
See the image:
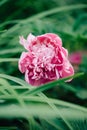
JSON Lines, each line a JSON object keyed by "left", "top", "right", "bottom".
{"left": 44, "top": 33, "right": 62, "bottom": 47}
{"left": 19, "top": 33, "right": 35, "bottom": 50}
{"left": 18, "top": 52, "right": 32, "bottom": 73}
{"left": 19, "top": 36, "right": 26, "bottom": 47}
{"left": 27, "top": 33, "right": 35, "bottom": 43}
{"left": 25, "top": 70, "right": 43, "bottom": 86}
{"left": 36, "top": 33, "right": 62, "bottom": 48}
{"left": 62, "top": 47, "right": 68, "bottom": 57}
{"left": 62, "top": 59, "right": 74, "bottom": 81}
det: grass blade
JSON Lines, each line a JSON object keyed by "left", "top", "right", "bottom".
{"left": 0, "top": 74, "right": 31, "bottom": 87}
{"left": 21, "top": 73, "right": 84, "bottom": 96}
{"left": 0, "top": 58, "right": 18, "bottom": 62}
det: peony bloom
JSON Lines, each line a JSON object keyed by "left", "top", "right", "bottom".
{"left": 69, "top": 52, "right": 82, "bottom": 65}
{"left": 69, "top": 52, "right": 82, "bottom": 72}
{"left": 18, "top": 33, "right": 74, "bottom": 86}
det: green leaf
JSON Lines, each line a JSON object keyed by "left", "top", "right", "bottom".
{"left": 0, "top": 74, "right": 31, "bottom": 87}
{"left": 21, "top": 73, "right": 84, "bottom": 96}
{"left": 0, "top": 58, "right": 18, "bottom": 62}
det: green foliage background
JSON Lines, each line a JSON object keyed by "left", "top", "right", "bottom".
{"left": 0, "top": 0, "right": 87, "bottom": 129}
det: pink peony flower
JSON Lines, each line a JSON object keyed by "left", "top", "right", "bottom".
{"left": 69, "top": 52, "right": 82, "bottom": 65}
{"left": 18, "top": 33, "right": 74, "bottom": 86}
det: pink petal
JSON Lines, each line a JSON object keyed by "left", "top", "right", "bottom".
{"left": 36, "top": 33, "right": 62, "bottom": 48}
{"left": 27, "top": 33, "right": 35, "bottom": 44}
{"left": 19, "top": 36, "right": 26, "bottom": 47}
{"left": 62, "top": 59, "right": 74, "bottom": 80}
{"left": 18, "top": 52, "right": 32, "bottom": 73}
{"left": 19, "top": 33, "right": 35, "bottom": 50}
{"left": 44, "top": 33, "right": 62, "bottom": 46}
{"left": 25, "top": 70, "right": 42, "bottom": 86}
{"left": 62, "top": 47, "right": 68, "bottom": 57}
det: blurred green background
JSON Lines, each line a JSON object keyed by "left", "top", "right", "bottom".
{"left": 0, "top": 0, "right": 87, "bottom": 107}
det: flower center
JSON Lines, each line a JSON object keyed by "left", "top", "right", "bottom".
{"left": 32, "top": 43, "right": 55, "bottom": 65}
{"left": 30, "top": 43, "right": 56, "bottom": 79}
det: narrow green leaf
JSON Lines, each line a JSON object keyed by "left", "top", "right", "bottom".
{"left": 0, "top": 0, "right": 9, "bottom": 6}
{"left": 39, "top": 93, "right": 73, "bottom": 130}
{"left": 21, "top": 4, "right": 87, "bottom": 23}
{"left": 0, "top": 48, "right": 23, "bottom": 55}
{"left": 22, "top": 73, "right": 84, "bottom": 96}
{"left": 0, "top": 104, "right": 86, "bottom": 119}
{"left": 0, "top": 74, "right": 31, "bottom": 87}
{"left": 0, "top": 58, "right": 18, "bottom": 62}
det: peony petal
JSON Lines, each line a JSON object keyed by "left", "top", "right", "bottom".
{"left": 62, "top": 59, "right": 74, "bottom": 80}
{"left": 62, "top": 47, "right": 68, "bottom": 57}
{"left": 19, "top": 36, "right": 26, "bottom": 47}
{"left": 44, "top": 33, "right": 62, "bottom": 47}
{"left": 25, "top": 70, "right": 30, "bottom": 84}
{"left": 18, "top": 52, "right": 32, "bottom": 73}
{"left": 27, "top": 33, "right": 35, "bottom": 43}
{"left": 25, "top": 70, "right": 42, "bottom": 86}
{"left": 19, "top": 33, "right": 35, "bottom": 51}
{"left": 36, "top": 33, "right": 62, "bottom": 48}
